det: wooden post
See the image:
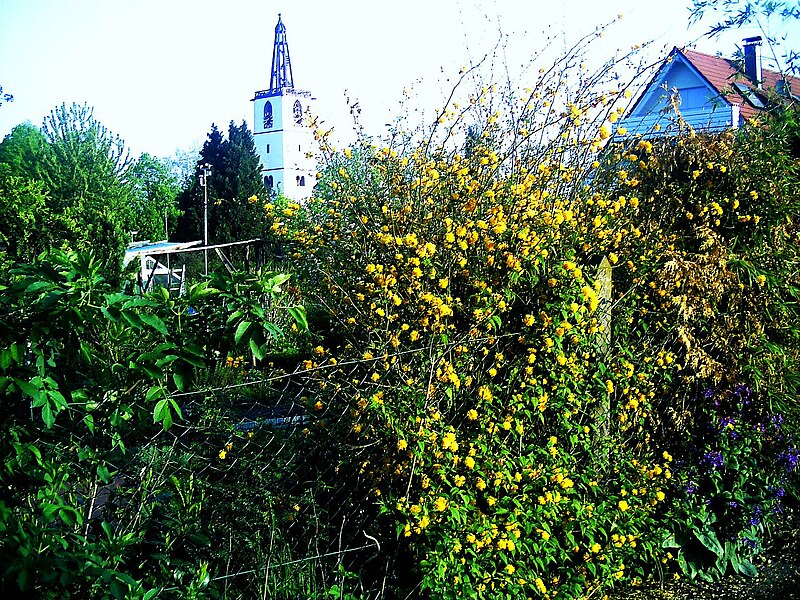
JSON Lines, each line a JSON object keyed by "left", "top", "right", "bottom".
{"left": 597, "top": 256, "right": 612, "bottom": 358}
{"left": 596, "top": 256, "right": 613, "bottom": 466}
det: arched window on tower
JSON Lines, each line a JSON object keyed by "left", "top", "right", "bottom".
{"left": 263, "top": 102, "right": 273, "bottom": 129}
{"left": 264, "top": 175, "right": 274, "bottom": 190}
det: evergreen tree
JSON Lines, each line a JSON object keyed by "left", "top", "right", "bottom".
{"left": 175, "top": 121, "right": 268, "bottom": 244}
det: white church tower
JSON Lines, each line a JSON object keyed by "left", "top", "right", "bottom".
{"left": 252, "top": 15, "right": 316, "bottom": 201}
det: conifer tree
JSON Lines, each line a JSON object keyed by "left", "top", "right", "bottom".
{"left": 175, "top": 121, "right": 268, "bottom": 244}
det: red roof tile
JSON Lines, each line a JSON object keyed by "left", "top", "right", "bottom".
{"left": 680, "top": 47, "right": 800, "bottom": 121}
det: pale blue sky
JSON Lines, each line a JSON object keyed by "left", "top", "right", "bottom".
{"left": 0, "top": 0, "right": 787, "bottom": 159}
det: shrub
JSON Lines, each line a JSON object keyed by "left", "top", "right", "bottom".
{"left": 274, "top": 39, "right": 800, "bottom": 598}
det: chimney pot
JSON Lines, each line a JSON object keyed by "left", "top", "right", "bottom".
{"left": 743, "top": 36, "right": 763, "bottom": 85}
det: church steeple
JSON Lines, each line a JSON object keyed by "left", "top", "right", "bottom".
{"left": 253, "top": 13, "right": 315, "bottom": 201}
{"left": 269, "top": 14, "right": 294, "bottom": 92}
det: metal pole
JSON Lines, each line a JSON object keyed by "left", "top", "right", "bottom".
{"left": 200, "top": 163, "right": 211, "bottom": 276}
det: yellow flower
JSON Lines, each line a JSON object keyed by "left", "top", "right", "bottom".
{"left": 434, "top": 496, "right": 448, "bottom": 512}
{"left": 591, "top": 543, "right": 601, "bottom": 554}
{"left": 467, "top": 409, "right": 478, "bottom": 420}
{"left": 505, "top": 564, "right": 515, "bottom": 575}
{"left": 618, "top": 499, "right": 630, "bottom": 511}
{"left": 465, "top": 456, "right": 476, "bottom": 469}
{"left": 397, "top": 439, "right": 408, "bottom": 451}
{"left": 218, "top": 449, "right": 227, "bottom": 459}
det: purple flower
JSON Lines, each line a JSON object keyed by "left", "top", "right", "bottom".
{"left": 703, "top": 450, "right": 724, "bottom": 469}
{"left": 686, "top": 481, "right": 699, "bottom": 495}
{"left": 740, "top": 537, "right": 757, "bottom": 549}
{"left": 704, "top": 388, "right": 715, "bottom": 399}
{"left": 778, "top": 447, "right": 799, "bottom": 472}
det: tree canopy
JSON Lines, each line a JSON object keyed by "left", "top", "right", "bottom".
{"left": 0, "top": 103, "right": 179, "bottom": 280}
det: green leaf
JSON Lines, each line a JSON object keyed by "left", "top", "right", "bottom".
{"left": 173, "top": 371, "right": 187, "bottom": 392}
{"left": 97, "top": 463, "right": 111, "bottom": 483}
{"left": 266, "top": 272, "right": 291, "bottom": 293}
{"left": 169, "top": 398, "right": 183, "bottom": 420}
{"left": 249, "top": 338, "right": 265, "bottom": 360}
{"left": 25, "top": 281, "right": 51, "bottom": 294}
{"left": 146, "top": 385, "right": 164, "bottom": 403}
{"left": 739, "top": 558, "right": 758, "bottom": 577}
{"left": 14, "top": 377, "right": 39, "bottom": 398}
{"left": 17, "top": 568, "right": 29, "bottom": 591}
{"left": 140, "top": 363, "right": 163, "bottom": 378}
{"left": 140, "top": 313, "right": 168, "bottom": 335}
{"left": 180, "top": 344, "right": 206, "bottom": 367}
{"left": 41, "top": 402, "right": 55, "bottom": 428}
{"left": 120, "top": 310, "right": 144, "bottom": 330}
{"left": 0, "top": 349, "right": 11, "bottom": 370}
{"left": 48, "top": 389, "right": 67, "bottom": 410}
{"left": 83, "top": 414, "right": 95, "bottom": 434}
{"left": 226, "top": 310, "right": 244, "bottom": 325}
{"left": 153, "top": 399, "right": 169, "bottom": 423}
{"left": 235, "top": 320, "right": 252, "bottom": 344}
{"left": 694, "top": 526, "right": 724, "bottom": 557}
{"left": 287, "top": 305, "right": 308, "bottom": 331}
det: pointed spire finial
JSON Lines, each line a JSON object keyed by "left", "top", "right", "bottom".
{"left": 270, "top": 14, "right": 294, "bottom": 91}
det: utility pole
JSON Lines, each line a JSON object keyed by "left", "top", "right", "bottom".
{"left": 199, "top": 163, "right": 212, "bottom": 276}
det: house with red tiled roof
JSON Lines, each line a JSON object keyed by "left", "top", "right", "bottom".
{"left": 617, "top": 38, "right": 800, "bottom": 138}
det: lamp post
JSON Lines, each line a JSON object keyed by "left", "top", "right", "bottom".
{"left": 199, "top": 163, "right": 212, "bottom": 276}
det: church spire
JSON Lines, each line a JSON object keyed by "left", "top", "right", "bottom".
{"left": 269, "top": 14, "right": 294, "bottom": 92}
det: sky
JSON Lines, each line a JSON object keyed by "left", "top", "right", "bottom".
{"left": 0, "top": 0, "right": 792, "bottom": 160}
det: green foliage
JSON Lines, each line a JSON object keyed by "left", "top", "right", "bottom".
{"left": 664, "top": 384, "right": 796, "bottom": 582}
{"left": 0, "top": 249, "right": 308, "bottom": 597}
{"left": 0, "top": 104, "right": 176, "bottom": 281}
{"left": 129, "top": 152, "right": 182, "bottom": 241}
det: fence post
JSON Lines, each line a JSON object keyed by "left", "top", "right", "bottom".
{"left": 596, "top": 256, "right": 613, "bottom": 464}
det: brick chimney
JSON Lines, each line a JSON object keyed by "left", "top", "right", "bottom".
{"left": 743, "top": 36, "right": 762, "bottom": 86}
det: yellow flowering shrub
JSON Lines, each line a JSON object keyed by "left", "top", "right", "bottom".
{"left": 271, "top": 34, "right": 800, "bottom": 599}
